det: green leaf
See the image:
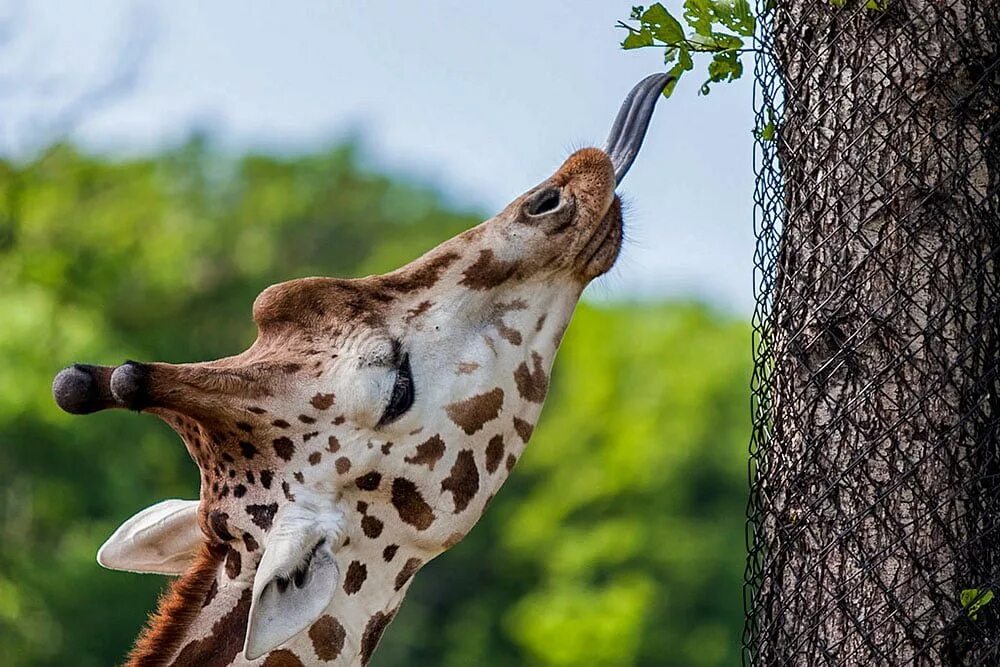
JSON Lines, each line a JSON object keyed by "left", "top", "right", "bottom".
{"left": 678, "top": 47, "right": 694, "bottom": 71}
{"left": 730, "top": 0, "right": 756, "bottom": 36}
{"left": 754, "top": 107, "right": 777, "bottom": 141}
{"left": 642, "top": 4, "right": 686, "bottom": 44}
{"left": 683, "top": 0, "right": 714, "bottom": 36}
{"left": 701, "top": 50, "right": 741, "bottom": 94}
{"left": 961, "top": 588, "right": 995, "bottom": 620}
{"left": 622, "top": 29, "right": 655, "bottom": 50}
{"left": 662, "top": 62, "right": 686, "bottom": 98}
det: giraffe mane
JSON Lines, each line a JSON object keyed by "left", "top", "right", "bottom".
{"left": 125, "top": 543, "right": 222, "bottom": 667}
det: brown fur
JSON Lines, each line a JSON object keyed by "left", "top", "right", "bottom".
{"left": 126, "top": 545, "right": 223, "bottom": 667}
{"left": 440, "top": 450, "right": 479, "bottom": 513}
{"left": 445, "top": 388, "right": 504, "bottom": 435}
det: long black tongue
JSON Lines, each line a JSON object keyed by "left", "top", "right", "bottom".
{"left": 603, "top": 73, "right": 673, "bottom": 185}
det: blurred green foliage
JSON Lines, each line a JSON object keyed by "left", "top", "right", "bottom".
{"left": 0, "top": 140, "right": 749, "bottom": 666}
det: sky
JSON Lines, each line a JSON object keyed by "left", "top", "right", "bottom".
{"left": 1, "top": 0, "right": 756, "bottom": 312}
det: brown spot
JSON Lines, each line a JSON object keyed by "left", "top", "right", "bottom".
{"left": 513, "top": 417, "right": 534, "bottom": 443}
{"left": 202, "top": 577, "right": 218, "bottom": 608}
{"left": 308, "top": 452, "right": 322, "bottom": 465}
{"left": 247, "top": 406, "right": 266, "bottom": 415}
{"left": 535, "top": 314, "right": 547, "bottom": 331}
{"left": 460, "top": 249, "right": 518, "bottom": 290}
{"left": 272, "top": 437, "right": 295, "bottom": 461}
{"left": 445, "top": 388, "right": 504, "bottom": 435}
{"left": 362, "top": 515, "right": 384, "bottom": 539}
{"left": 225, "top": 548, "right": 241, "bottom": 579}
{"left": 303, "top": 431, "right": 319, "bottom": 442}
{"left": 233, "top": 484, "right": 247, "bottom": 498}
{"left": 260, "top": 469, "right": 273, "bottom": 489}
{"left": 391, "top": 478, "right": 435, "bottom": 530}
{"left": 441, "top": 450, "right": 480, "bottom": 513}
{"left": 383, "top": 544, "right": 399, "bottom": 562}
{"left": 383, "top": 251, "right": 459, "bottom": 293}
{"left": 239, "top": 441, "right": 258, "bottom": 459}
{"left": 336, "top": 457, "right": 351, "bottom": 474}
{"left": 309, "top": 615, "right": 346, "bottom": 661}
{"left": 360, "top": 610, "right": 397, "bottom": 665}
{"left": 246, "top": 503, "right": 278, "bottom": 530}
{"left": 208, "top": 510, "right": 234, "bottom": 542}
{"left": 262, "top": 649, "right": 305, "bottom": 667}
{"left": 298, "top": 414, "right": 316, "bottom": 424}
{"left": 235, "top": 421, "right": 253, "bottom": 433}
{"left": 243, "top": 533, "right": 259, "bottom": 552}
{"left": 327, "top": 435, "right": 341, "bottom": 452}
{"left": 283, "top": 480, "right": 296, "bottom": 501}
{"left": 394, "top": 557, "right": 422, "bottom": 591}
{"left": 272, "top": 419, "right": 290, "bottom": 429}
{"left": 310, "top": 392, "right": 336, "bottom": 410}
{"left": 357, "top": 500, "right": 369, "bottom": 513}
{"left": 168, "top": 585, "right": 252, "bottom": 667}
{"left": 506, "top": 453, "right": 517, "bottom": 471}
{"left": 381, "top": 441, "right": 394, "bottom": 455}
{"left": 404, "top": 435, "right": 446, "bottom": 470}
{"left": 356, "top": 471, "right": 382, "bottom": 491}
{"left": 514, "top": 352, "right": 548, "bottom": 403}
{"left": 333, "top": 416, "right": 346, "bottom": 425}
{"left": 246, "top": 470, "right": 256, "bottom": 485}
{"left": 405, "top": 300, "right": 433, "bottom": 322}
{"left": 344, "top": 560, "right": 367, "bottom": 595}
{"left": 497, "top": 323, "right": 522, "bottom": 345}
{"left": 457, "top": 361, "right": 480, "bottom": 375}
{"left": 485, "top": 435, "right": 505, "bottom": 474}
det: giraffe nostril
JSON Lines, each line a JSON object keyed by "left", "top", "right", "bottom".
{"left": 525, "top": 188, "right": 562, "bottom": 217}
{"left": 110, "top": 361, "right": 150, "bottom": 411}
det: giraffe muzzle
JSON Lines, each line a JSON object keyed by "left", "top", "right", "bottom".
{"left": 603, "top": 72, "right": 673, "bottom": 185}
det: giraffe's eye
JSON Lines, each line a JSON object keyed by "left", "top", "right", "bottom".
{"left": 378, "top": 353, "right": 414, "bottom": 426}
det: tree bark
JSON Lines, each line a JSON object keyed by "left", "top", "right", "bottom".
{"left": 747, "top": 1, "right": 1000, "bottom": 665}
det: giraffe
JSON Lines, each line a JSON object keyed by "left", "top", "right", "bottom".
{"left": 51, "top": 73, "right": 671, "bottom": 666}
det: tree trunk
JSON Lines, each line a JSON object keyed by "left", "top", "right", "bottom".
{"left": 746, "top": 2, "right": 1000, "bottom": 665}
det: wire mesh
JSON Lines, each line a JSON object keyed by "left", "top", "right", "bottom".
{"left": 743, "top": 1, "right": 1000, "bottom": 664}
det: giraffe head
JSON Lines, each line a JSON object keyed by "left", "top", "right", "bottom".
{"left": 52, "top": 73, "right": 669, "bottom": 664}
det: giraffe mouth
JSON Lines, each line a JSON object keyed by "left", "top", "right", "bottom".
{"left": 603, "top": 72, "right": 673, "bottom": 185}
{"left": 577, "top": 196, "right": 624, "bottom": 278}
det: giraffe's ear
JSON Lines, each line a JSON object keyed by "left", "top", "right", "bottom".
{"left": 97, "top": 499, "right": 202, "bottom": 575}
{"left": 244, "top": 501, "right": 343, "bottom": 660}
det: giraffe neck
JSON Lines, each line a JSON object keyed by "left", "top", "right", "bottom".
{"left": 128, "top": 539, "right": 418, "bottom": 666}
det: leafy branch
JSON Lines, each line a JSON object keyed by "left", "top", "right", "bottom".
{"left": 617, "top": 2, "right": 756, "bottom": 97}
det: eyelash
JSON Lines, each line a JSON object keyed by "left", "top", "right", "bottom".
{"left": 377, "top": 353, "right": 415, "bottom": 427}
